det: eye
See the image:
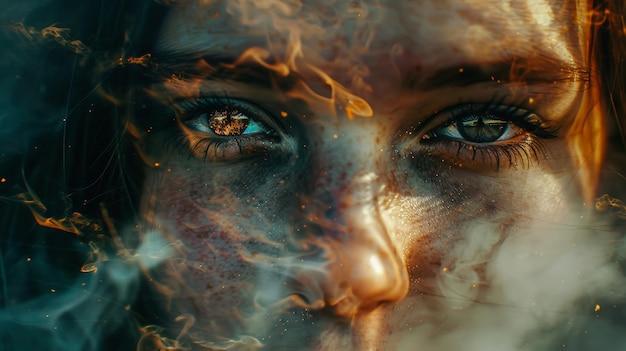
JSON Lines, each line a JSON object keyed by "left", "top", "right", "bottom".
{"left": 419, "top": 103, "right": 558, "bottom": 170}
{"left": 425, "top": 105, "right": 526, "bottom": 144}
{"left": 175, "top": 97, "right": 282, "bottom": 161}
{"left": 185, "top": 101, "right": 269, "bottom": 137}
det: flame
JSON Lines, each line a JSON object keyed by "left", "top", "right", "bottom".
{"left": 149, "top": 0, "right": 378, "bottom": 121}
{"left": 16, "top": 191, "right": 101, "bottom": 236}
{"left": 304, "top": 65, "right": 373, "bottom": 119}
{"left": 225, "top": 47, "right": 290, "bottom": 77}
{"left": 6, "top": 22, "right": 91, "bottom": 54}
{"left": 118, "top": 53, "right": 154, "bottom": 68}
{"left": 158, "top": 45, "right": 376, "bottom": 120}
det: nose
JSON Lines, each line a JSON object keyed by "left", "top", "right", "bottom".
{"left": 308, "top": 172, "right": 409, "bottom": 318}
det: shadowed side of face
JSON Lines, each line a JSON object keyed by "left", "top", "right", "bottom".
{"left": 130, "top": 1, "right": 624, "bottom": 350}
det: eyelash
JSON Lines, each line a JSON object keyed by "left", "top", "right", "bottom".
{"left": 173, "top": 95, "right": 556, "bottom": 170}
{"left": 418, "top": 102, "right": 558, "bottom": 171}
{"left": 173, "top": 97, "right": 281, "bottom": 161}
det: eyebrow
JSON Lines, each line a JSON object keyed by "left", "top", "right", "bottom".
{"left": 151, "top": 50, "right": 590, "bottom": 93}
{"left": 150, "top": 52, "right": 301, "bottom": 91}
{"left": 409, "top": 57, "right": 590, "bottom": 91}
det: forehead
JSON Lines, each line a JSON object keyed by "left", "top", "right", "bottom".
{"left": 156, "top": 0, "right": 589, "bottom": 70}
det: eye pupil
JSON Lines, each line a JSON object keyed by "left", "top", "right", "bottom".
{"left": 208, "top": 108, "right": 250, "bottom": 136}
{"left": 457, "top": 115, "right": 508, "bottom": 143}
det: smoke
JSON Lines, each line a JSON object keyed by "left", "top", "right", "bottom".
{"left": 128, "top": 190, "right": 626, "bottom": 351}
{"left": 1, "top": 1, "right": 626, "bottom": 351}
{"left": 0, "top": 185, "right": 175, "bottom": 351}
{"left": 386, "top": 211, "right": 626, "bottom": 351}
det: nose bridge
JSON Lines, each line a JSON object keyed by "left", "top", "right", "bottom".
{"left": 309, "top": 168, "right": 409, "bottom": 318}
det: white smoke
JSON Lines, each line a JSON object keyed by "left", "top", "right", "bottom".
{"left": 385, "top": 212, "right": 626, "bottom": 351}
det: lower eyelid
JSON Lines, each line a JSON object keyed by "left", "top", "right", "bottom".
{"left": 182, "top": 133, "right": 278, "bottom": 161}
{"left": 170, "top": 96, "right": 290, "bottom": 162}
{"left": 417, "top": 135, "right": 548, "bottom": 171}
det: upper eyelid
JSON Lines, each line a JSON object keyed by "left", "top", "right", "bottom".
{"left": 408, "top": 102, "right": 558, "bottom": 144}
{"left": 446, "top": 104, "right": 533, "bottom": 123}
{"left": 175, "top": 97, "right": 264, "bottom": 116}
{"left": 172, "top": 96, "right": 291, "bottom": 136}
{"left": 430, "top": 103, "right": 543, "bottom": 130}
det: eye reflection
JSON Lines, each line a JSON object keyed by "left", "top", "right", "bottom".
{"left": 457, "top": 115, "right": 509, "bottom": 142}
{"left": 176, "top": 97, "right": 282, "bottom": 161}
{"left": 418, "top": 103, "right": 558, "bottom": 170}
{"left": 182, "top": 98, "right": 270, "bottom": 137}
{"left": 207, "top": 111, "right": 251, "bottom": 136}
{"left": 424, "top": 103, "right": 556, "bottom": 144}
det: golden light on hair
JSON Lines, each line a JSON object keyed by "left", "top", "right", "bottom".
{"left": 567, "top": 64, "right": 606, "bottom": 204}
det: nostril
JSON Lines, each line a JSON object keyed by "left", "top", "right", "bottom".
{"left": 287, "top": 269, "right": 327, "bottom": 309}
{"left": 291, "top": 293, "right": 325, "bottom": 310}
{"left": 294, "top": 171, "right": 408, "bottom": 318}
{"left": 283, "top": 246, "right": 408, "bottom": 320}
{"left": 318, "top": 235, "right": 410, "bottom": 318}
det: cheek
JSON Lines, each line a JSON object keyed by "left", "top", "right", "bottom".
{"left": 140, "top": 160, "right": 298, "bottom": 312}
{"left": 138, "top": 129, "right": 579, "bottom": 342}
{"left": 387, "top": 164, "right": 568, "bottom": 290}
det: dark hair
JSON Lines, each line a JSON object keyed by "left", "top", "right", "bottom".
{"left": 0, "top": 1, "right": 169, "bottom": 350}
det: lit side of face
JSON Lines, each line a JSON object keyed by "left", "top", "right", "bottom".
{"left": 132, "top": 1, "right": 619, "bottom": 350}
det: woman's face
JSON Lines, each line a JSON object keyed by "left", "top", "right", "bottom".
{"left": 135, "top": 1, "right": 618, "bottom": 350}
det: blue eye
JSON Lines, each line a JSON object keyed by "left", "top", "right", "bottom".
{"left": 425, "top": 104, "right": 541, "bottom": 144}
{"left": 174, "top": 97, "right": 282, "bottom": 161}
{"left": 183, "top": 100, "right": 270, "bottom": 137}
{"left": 433, "top": 114, "right": 519, "bottom": 143}
{"left": 418, "top": 103, "right": 559, "bottom": 170}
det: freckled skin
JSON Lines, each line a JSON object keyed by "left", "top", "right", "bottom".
{"left": 137, "top": 1, "right": 593, "bottom": 350}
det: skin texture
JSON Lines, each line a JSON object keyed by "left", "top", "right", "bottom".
{"left": 131, "top": 1, "right": 619, "bottom": 350}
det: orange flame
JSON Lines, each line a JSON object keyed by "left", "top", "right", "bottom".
{"left": 118, "top": 53, "right": 154, "bottom": 68}
{"left": 6, "top": 23, "right": 91, "bottom": 54}
{"left": 17, "top": 191, "right": 101, "bottom": 236}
